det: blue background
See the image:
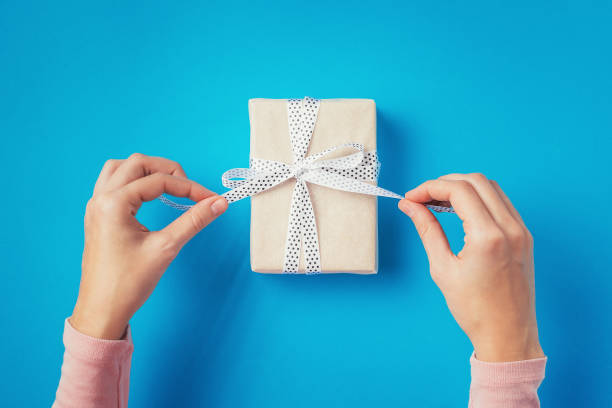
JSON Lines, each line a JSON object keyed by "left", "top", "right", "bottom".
{"left": 1, "top": 1, "right": 611, "bottom": 407}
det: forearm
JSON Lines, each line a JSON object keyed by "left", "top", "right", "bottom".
{"left": 53, "top": 318, "right": 134, "bottom": 408}
{"left": 468, "top": 353, "right": 547, "bottom": 408}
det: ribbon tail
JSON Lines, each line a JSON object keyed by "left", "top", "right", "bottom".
{"left": 303, "top": 170, "right": 404, "bottom": 199}
{"left": 157, "top": 195, "right": 194, "bottom": 211}
{"left": 222, "top": 171, "right": 292, "bottom": 203}
{"left": 303, "top": 170, "right": 455, "bottom": 213}
{"left": 159, "top": 169, "right": 292, "bottom": 210}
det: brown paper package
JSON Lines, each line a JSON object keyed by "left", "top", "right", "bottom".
{"left": 249, "top": 98, "right": 378, "bottom": 274}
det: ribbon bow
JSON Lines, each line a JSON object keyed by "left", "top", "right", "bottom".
{"left": 160, "top": 97, "right": 454, "bottom": 274}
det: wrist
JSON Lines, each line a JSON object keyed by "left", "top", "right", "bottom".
{"left": 474, "top": 341, "right": 544, "bottom": 362}
{"left": 471, "top": 327, "right": 544, "bottom": 362}
{"left": 70, "top": 303, "right": 129, "bottom": 340}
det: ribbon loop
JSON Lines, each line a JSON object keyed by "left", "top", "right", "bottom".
{"left": 303, "top": 143, "right": 365, "bottom": 169}
{"left": 221, "top": 168, "right": 254, "bottom": 189}
{"left": 221, "top": 170, "right": 292, "bottom": 204}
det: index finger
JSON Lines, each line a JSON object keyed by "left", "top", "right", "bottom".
{"left": 118, "top": 173, "right": 216, "bottom": 213}
{"left": 404, "top": 179, "right": 497, "bottom": 232}
{"left": 104, "top": 153, "right": 188, "bottom": 192}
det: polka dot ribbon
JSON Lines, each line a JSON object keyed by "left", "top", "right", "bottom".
{"left": 159, "top": 97, "right": 455, "bottom": 274}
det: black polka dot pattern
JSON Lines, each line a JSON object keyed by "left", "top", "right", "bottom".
{"left": 157, "top": 96, "right": 456, "bottom": 273}
{"left": 282, "top": 179, "right": 321, "bottom": 273}
{"left": 287, "top": 97, "right": 319, "bottom": 162}
{"left": 281, "top": 97, "right": 322, "bottom": 273}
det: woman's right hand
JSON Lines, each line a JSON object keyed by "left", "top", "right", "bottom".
{"left": 398, "top": 173, "right": 544, "bottom": 362}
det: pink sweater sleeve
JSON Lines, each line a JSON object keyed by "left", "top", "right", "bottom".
{"left": 468, "top": 353, "right": 547, "bottom": 407}
{"left": 52, "top": 317, "right": 546, "bottom": 407}
{"left": 52, "top": 318, "right": 134, "bottom": 408}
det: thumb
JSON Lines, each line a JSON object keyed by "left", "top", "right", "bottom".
{"left": 163, "top": 195, "right": 228, "bottom": 247}
{"left": 398, "top": 198, "right": 452, "bottom": 263}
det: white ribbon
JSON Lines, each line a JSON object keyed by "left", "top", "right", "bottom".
{"left": 160, "top": 97, "right": 455, "bottom": 274}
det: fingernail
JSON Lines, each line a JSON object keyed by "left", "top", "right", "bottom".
{"left": 399, "top": 199, "right": 414, "bottom": 217}
{"left": 211, "top": 196, "right": 228, "bottom": 216}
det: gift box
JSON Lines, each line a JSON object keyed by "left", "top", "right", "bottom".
{"left": 248, "top": 98, "right": 379, "bottom": 274}
{"left": 158, "top": 97, "right": 453, "bottom": 274}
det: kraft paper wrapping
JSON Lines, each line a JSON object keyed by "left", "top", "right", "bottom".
{"left": 249, "top": 98, "right": 378, "bottom": 274}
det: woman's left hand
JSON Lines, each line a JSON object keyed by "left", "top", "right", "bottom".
{"left": 70, "top": 153, "right": 228, "bottom": 339}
